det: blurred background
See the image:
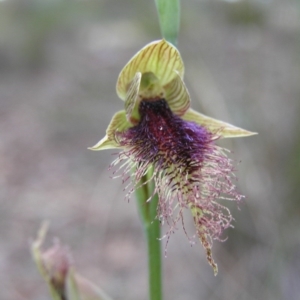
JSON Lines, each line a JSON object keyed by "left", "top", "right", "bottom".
{"left": 1, "top": 0, "right": 299, "bottom": 299}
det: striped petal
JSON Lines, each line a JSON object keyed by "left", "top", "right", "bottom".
{"left": 89, "top": 111, "right": 131, "bottom": 151}
{"left": 124, "top": 72, "right": 142, "bottom": 124}
{"left": 164, "top": 71, "right": 190, "bottom": 116}
{"left": 117, "top": 39, "right": 184, "bottom": 100}
{"left": 182, "top": 108, "right": 257, "bottom": 138}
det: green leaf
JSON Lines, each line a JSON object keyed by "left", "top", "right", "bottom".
{"left": 155, "top": 0, "right": 180, "bottom": 46}
{"left": 66, "top": 270, "right": 82, "bottom": 300}
{"left": 72, "top": 273, "right": 114, "bottom": 300}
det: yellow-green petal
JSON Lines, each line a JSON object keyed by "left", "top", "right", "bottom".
{"left": 89, "top": 111, "right": 131, "bottom": 151}
{"left": 117, "top": 39, "right": 184, "bottom": 100}
{"left": 182, "top": 108, "right": 257, "bottom": 138}
{"left": 124, "top": 72, "right": 142, "bottom": 124}
{"left": 164, "top": 71, "right": 190, "bottom": 116}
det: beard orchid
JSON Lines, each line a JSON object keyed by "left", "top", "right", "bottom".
{"left": 90, "top": 40, "right": 256, "bottom": 275}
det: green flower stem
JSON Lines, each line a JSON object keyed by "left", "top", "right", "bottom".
{"left": 146, "top": 193, "right": 161, "bottom": 300}
{"left": 155, "top": 0, "right": 180, "bottom": 46}
{"left": 136, "top": 168, "right": 162, "bottom": 300}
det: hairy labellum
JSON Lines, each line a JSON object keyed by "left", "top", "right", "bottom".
{"left": 111, "top": 99, "right": 243, "bottom": 273}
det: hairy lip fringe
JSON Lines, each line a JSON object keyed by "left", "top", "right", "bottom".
{"left": 109, "top": 98, "right": 243, "bottom": 275}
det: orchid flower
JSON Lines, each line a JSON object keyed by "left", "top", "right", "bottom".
{"left": 90, "top": 39, "right": 256, "bottom": 274}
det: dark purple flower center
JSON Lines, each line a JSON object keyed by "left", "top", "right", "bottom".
{"left": 115, "top": 99, "right": 241, "bottom": 274}
{"left": 120, "top": 99, "right": 213, "bottom": 172}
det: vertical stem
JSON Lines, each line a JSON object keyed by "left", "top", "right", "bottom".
{"left": 146, "top": 193, "right": 162, "bottom": 300}
{"left": 136, "top": 170, "right": 162, "bottom": 300}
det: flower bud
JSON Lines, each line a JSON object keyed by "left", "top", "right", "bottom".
{"left": 32, "top": 223, "right": 112, "bottom": 300}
